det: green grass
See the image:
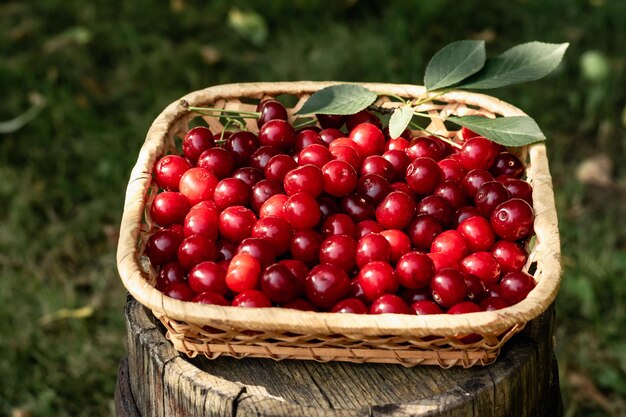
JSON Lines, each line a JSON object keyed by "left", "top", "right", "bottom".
{"left": 1, "top": 0, "right": 625, "bottom": 415}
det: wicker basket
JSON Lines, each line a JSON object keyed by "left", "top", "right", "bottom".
{"left": 116, "top": 82, "right": 561, "bottom": 368}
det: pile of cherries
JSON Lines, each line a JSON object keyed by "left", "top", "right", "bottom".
{"left": 145, "top": 99, "right": 536, "bottom": 316}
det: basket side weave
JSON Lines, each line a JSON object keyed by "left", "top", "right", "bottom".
{"left": 117, "top": 82, "right": 561, "bottom": 338}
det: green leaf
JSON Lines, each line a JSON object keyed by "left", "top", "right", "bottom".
{"left": 458, "top": 42, "right": 569, "bottom": 89}
{"left": 388, "top": 107, "right": 414, "bottom": 139}
{"left": 424, "top": 40, "right": 486, "bottom": 90}
{"left": 447, "top": 115, "right": 546, "bottom": 146}
{"left": 296, "top": 84, "right": 378, "bottom": 115}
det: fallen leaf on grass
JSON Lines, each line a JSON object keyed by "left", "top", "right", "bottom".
{"left": 39, "top": 306, "right": 94, "bottom": 326}
{"left": 575, "top": 153, "right": 613, "bottom": 187}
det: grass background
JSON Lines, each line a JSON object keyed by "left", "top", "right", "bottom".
{"left": 1, "top": 0, "right": 625, "bottom": 416}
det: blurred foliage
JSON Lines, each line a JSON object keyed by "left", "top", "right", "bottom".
{"left": 0, "top": 0, "right": 625, "bottom": 416}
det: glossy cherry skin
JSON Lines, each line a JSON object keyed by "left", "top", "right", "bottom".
{"left": 250, "top": 146, "right": 281, "bottom": 171}
{"left": 319, "top": 234, "right": 357, "bottom": 272}
{"left": 382, "top": 150, "right": 411, "bottom": 181}
{"left": 319, "top": 128, "right": 344, "bottom": 146}
{"left": 463, "top": 273, "right": 488, "bottom": 302}
{"left": 251, "top": 180, "right": 284, "bottom": 213}
{"left": 411, "top": 300, "right": 443, "bottom": 315}
{"left": 232, "top": 289, "right": 272, "bottom": 308}
{"left": 490, "top": 152, "right": 525, "bottom": 178}
{"left": 406, "top": 158, "right": 442, "bottom": 195}
{"left": 188, "top": 261, "right": 227, "bottom": 295}
{"left": 154, "top": 155, "right": 191, "bottom": 191}
{"left": 452, "top": 206, "right": 483, "bottom": 228}
{"left": 183, "top": 126, "right": 214, "bottom": 164}
{"left": 260, "top": 263, "right": 302, "bottom": 303}
{"left": 480, "top": 297, "right": 510, "bottom": 311}
{"left": 460, "top": 252, "right": 501, "bottom": 285}
{"left": 226, "top": 253, "right": 261, "bottom": 293}
{"left": 284, "top": 164, "right": 325, "bottom": 197}
{"left": 396, "top": 252, "right": 435, "bottom": 289}
{"left": 179, "top": 167, "right": 219, "bottom": 205}
{"left": 184, "top": 201, "right": 219, "bottom": 240}
{"left": 283, "top": 192, "right": 321, "bottom": 229}
{"left": 163, "top": 282, "right": 196, "bottom": 301}
{"left": 416, "top": 195, "right": 453, "bottom": 227}
{"left": 317, "top": 196, "right": 340, "bottom": 220}
{"left": 430, "top": 230, "right": 470, "bottom": 264}
{"left": 305, "top": 264, "right": 350, "bottom": 309}
{"left": 356, "top": 220, "right": 384, "bottom": 238}
{"left": 322, "top": 160, "right": 358, "bottom": 197}
{"left": 290, "top": 229, "right": 323, "bottom": 266}
{"left": 346, "top": 110, "right": 382, "bottom": 131}
{"left": 217, "top": 240, "right": 237, "bottom": 262}
{"left": 434, "top": 180, "right": 468, "bottom": 209}
{"left": 341, "top": 194, "right": 375, "bottom": 222}
{"left": 370, "top": 294, "right": 411, "bottom": 315}
{"left": 427, "top": 252, "right": 459, "bottom": 272}
{"left": 460, "top": 127, "right": 480, "bottom": 141}
{"left": 224, "top": 131, "right": 260, "bottom": 167}
{"left": 251, "top": 215, "right": 293, "bottom": 255}
{"left": 150, "top": 191, "right": 190, "bottom": 227}
{"left": 380, "top": 229, "right": 412, "bottom": 263}
{"left": 317, "top": 114, "right": 346, "bottom": 129}
{"left": 356, "top": 174, "right": 391, "bottom": 204}
{"left": 402, "top": 287, "right": 432, "bottom": 305}
{"left": 218, "top": 206, "right": 257, "bottom": 242}
{"left": 281, "top": 298, "right": 317, "bottom": 311}
{"left": 192, "top": 291, "right": 229, "bottom": 306}
{"left": 406, "top": 136, "right": 446, "bottom": 161}
{"left": 356, "top": 233, "right": 392, "bottom": 268}
{"left": 461, "top": 169, "right": 494, "bottom": 198}
{"left": 197, "top": 147, "right": 236, "bottom": 179}
{"left": 499, "top": 178, "right": 533, "bottom": 206}
{"left": 407, "top": 215, "right": 443, "bottom": 251}
{"left": 256, "top": 99, "right": 288, "bottom": 128}
{"left": 145, "top": 228, "right": 184, "bottom": 266}
{"left": 375, "top": 191, "right": 416, "bottom": 230}
{"left": 279, "top": 259, "right": 309, "bottom": 285}
{"left": 259, "top": 194, "right": 289, "bottom": 218}
{"left": 490, "top": 198, "right": 534, "bottom": 241}
{"left": 331, "top": 298, "right": 368, "bottom": 314}
{"left": 499, "top": 271, "right": 536, "bottom": 305}
{"left": 438, "top": 158, "right": 466, "bottom": 182}
{"left": 458, "top": 137, "right": 500, "bottom": 170}
{"left": 321, "top": 214, "right": 357, "bottom": 239}
{"left": 447, "top": 301, "right": 482, "bottom": 315}
{"left": 213, "top": 178, "right": 251, "bottom": 210}
{"left": 431, "top": 268, "right": 468, "bottom": 308}
{"left": 385, "top": 137, "right": 409, "bottom": 151}
{"left": 233, "top": 167, "right": 264, "bottom": 188}
{"left": 349, "top": 123, "right": 385, "bottom": 157}
{"left": 298, "top": 144, "right": 332, "bottom": 168}
{"left": 474, "top": 181, "right": 511, "bottom": 217}
{"left": 259, "top": 119, "right": 296, "bottom": 150}
{"left": 177, "top": 235, "right": 218, "bottom": 270}
{"left": 349, "top": 278, "right": 369, "bottom": 303}
{"left": 360, "top": 155, "right": 395, "bottom": 181}
{"left": 329, "top": 145, "right": 362, "bottom": 171}
{"left": 156, "top": 261, "right": 186, "bottom": 291}
{"left": 237, "top": 237, "right": 276, "bottom": 268}
{"left": 491, "top": 240, "right": 528, "bottom": 273}
{"left": 457, "top": 215, "right": 495, "bottom": 252}
{"left": 294, "top": 129, "right": 323, "bottom": 152}
{"left": 264, "top": 154, "right": 298, "bottom": 181}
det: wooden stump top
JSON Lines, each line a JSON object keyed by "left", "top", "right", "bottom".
{"left": 116, "top": 297, "right": 562, "bottom": 417}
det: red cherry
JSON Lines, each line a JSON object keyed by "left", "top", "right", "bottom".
{"left": 305, "top": 264, "right": 350, "bottom": 309}
{"left": 379, "top": 229, "right": 411, "bottom": 263}
{"left": 328, "top": 137, "right": 356, "bottom": 153}
{"left": 474, "top": 181, "right": 511, "bottom": 217}
{"left": 396, "top": 252, "right": 434, "bottom": 289}
{"left": 491, "top": 199, "right": 534, "bottom": 241}
{"left": 402, "top": 287, "right": 432, "bottom": 305}
{"left": 251, "top": 179, "right": 284, "bottom": 213}
{"left": 480, "top": 297, "right": 510, "bottom": 311}
{"left": 406, "top": 136, "right": 446, "bottom": 161}
{"left": 356, "top": 174, "right": 391, "bottom": 204}
{"left": 250, "top": 146, "right": 281, "bottom": 171}
{"left": 358, "top": 261, "right": 398, "bottom": 302}
{"left": 499, "top": 271, "right": 536, "bottom": 305}
{"left": 224, "top": 131, "right": 260, "bottom": 167}
{"left": 459, "top": 137, "right": 500, "bottom": 170}
{"left": 279, "top": 259, "right": 309, "bottom": 284}
{"left": 163, "top": 282, "right": 196, "bottom": 301}
{"left": 349, "top": 123, "right": 385, "bottom": 157}
{"left": 256, "top": 99, "right": 288, "bottom": 128}
{"left": 385, "top": 137, "right": 409, "bottom": 151}
{"left": 360, "top": 155, "right": 395, "bottom": 181}
{"left": 349, "top": 278, "right": 369, "bottom": 303}
{"left": 375, "top": 191, "right": 416, "bottom": 229}
{"left": 281, "top": 298, "right": 317, "bottom": 311}
{"left": 434, "top": 180, "right": 468, "bottom": 209}
{"left": 321, "top": 214, "right": 357, "bottom": 239}
{"left": 218, "top": 206, "right": 257, "bottom": 242}
{"left": 407, "top": 215, "right": 443, "bottom": 252}
{"left": 232, "top": 289, "right": 272, "bottom": 308}
{"left": 460, "top": 127, "right": 480, "bottom": 141}
{"left": 416, "top": 195, "right": 453, "bottom": 226}
{"left": 412, "top": 300, "right": 443, "bottom": 315}
{"left": 177, "top": 235, "right": 218, "bottom": 270}
{"left": 457, "top": 215, "right": 495, "bottom": 252}
{"left": 260, "top": 263, "right": 301, "bottom": 303}
{"left": 197, "top": 147, "right": 236, "bottom": 179}
{"left": 259, "top": 194, "right": 289, "bottom": 218}
{"left": 452, "top": 206, "right": 483, "bottom": 228}
{"left": 329, "top": 145, "right": 362, "bottom": 171}
{"left": 331, "top": 298, "right": 368, "bottom": 314}
{"left": 183, "top": 127, "right": 214, "bottom": 164}
{"left": 431, "top": 269, "right": 467, "bottom": 308}
{"left": 233, "top": 167, "right": 264, "bottom": 188}
{"left": 391, "top": 182, "right": 417, "bottom": 200}
{"left": 319, "top": 234, "right": 357, "bottom": 272}
{"left": 294, "top": 129, "right": 323, "bottom": 152}
{"left": 192, "top": 291, "right": 229, "bottom": 306}
{"left": 226, "top": 253, "right": 261, "bottom": 292}
{"left": 447, "top": 301, "right": 482, "bottom": 314}
{"left": 183, "top": 201, "right": 219, "bottom": 240}
{"left": 145, "top": 228, "right": 183, "bottom": 266}
{"left": 298, "top": 144, "right": 332, "bottom": 168}
{"left": 283, "top": 192, "right": 321, "bottom": 229}
{"left": 430, "top": 230, "right": 469, "bottom": 264}
{"left": 427, "top": 252, "right": 459, "bottom": 272}
{"left": 461, "top": 169, "right": 494, "bottom": 198}
{"left": 290, "top": 229, "right": 323, "bottom": 266}
{"left": 499, "top": 178, "right": 533, "bottom": 206}
{"left": 346, "top": 110, "right": 382, "bottom": 131}
{"left": 251, "top": 216, "right": 293, "bottom": 255}
{"left": 463, "top": 273, "right": 488, "bottom": 302}
{"left": 284, "top": 164, "right": 324, "bottom": 197}
{"left": 460, "top": 252, "right": 501, "bottom": 285}
{"left": 319, "top": 128, "right": 345, "bottom": 146}
{"left": 188, "top": 261, "right": 227, "bottom": 295}
{"left": 154, "top": 155, "right": 191, "bottom": 191}
{"left": 156, "top": 261, "right": 185, "bottom": 291}
{"left": 317, "top": 114, "right": 346, "bottom": 129}
{"left": 179, "top": 167, "right": 219, "bottom": 205}
{"left": 150, "top": 191, "right": 190, "bottom": 227}
{"left": 340, "top": 194, "right": 375, "bottom": 222}
{"left": 438, "top": 158, "right": 466, "bottom": 182}
{"left": 237, "top": 237, "right": 276, "bottom": 268}
{"left": 317, "top": 196, "right": 340, "bottom": 220}
{"left": 370, "top": 295, "right": 411, "bottom": 314}
{"left": 356, "top": 233, "right": 392, "bottom": 268}
{"left": 264, "top": 154, "right": 298, "bottom": 182}
{"left": 259, "top": 119, "right": 296, "bottom": 150}
{"left": 355, "top": 220, "right": 384, "bottom": 238}
{"left": 490, "top": 152, "right": 525, "bottom": 178}
{"left": 217, "top": 240, "right": 237, "bottom": 261}
{"left": 491, "top": 240, "right": 528, "bottom": 273}
{"left": 213, "top": 178, "right": 251, "bottom": 210}
{"left": 382, "top": 150, "right": 411, "bottom": 181}
{"left": 406, "top": 158, "right": 442, "bottom": 195}
{"left": 322, "top": 160, "right": 358, "bottom": 197}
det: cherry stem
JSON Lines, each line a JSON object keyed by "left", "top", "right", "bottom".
{"left": 292, "top": 118, "right": 318, "bottom": 129}
{"left": 410, "top": 123, "right": 462, "bottom": 149}
{"left": 188, "top": 106, "right": 260, "bottom": 118}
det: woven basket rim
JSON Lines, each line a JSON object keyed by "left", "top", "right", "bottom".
{"left": 116, "top": 81, "right": 561, "bottom": 337}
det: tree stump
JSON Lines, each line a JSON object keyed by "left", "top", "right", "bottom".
{"left": 115, "top": 296, "right": 562, "bottom": 417}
